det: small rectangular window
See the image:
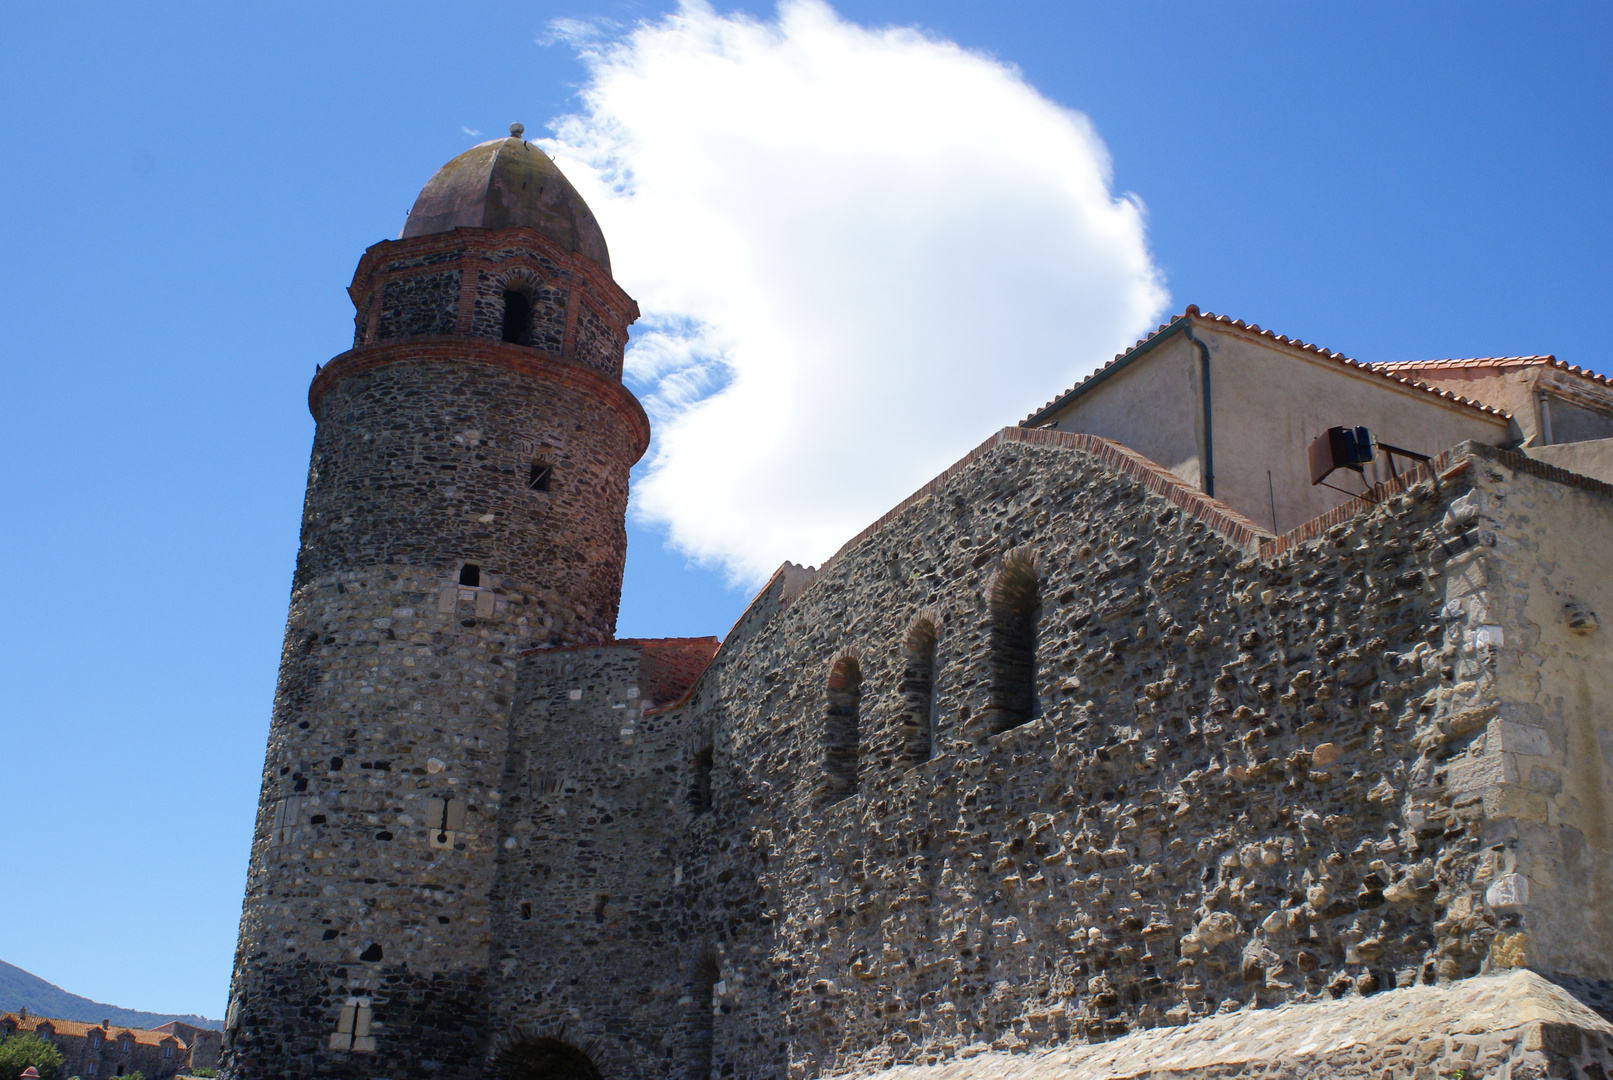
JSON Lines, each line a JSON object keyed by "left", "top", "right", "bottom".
{"left": 527, "top": 463, "right": 552, "bottom": 492}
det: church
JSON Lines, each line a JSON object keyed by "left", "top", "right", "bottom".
{"left": 223, "top": 127, "right": 1613, "bottom": 1080}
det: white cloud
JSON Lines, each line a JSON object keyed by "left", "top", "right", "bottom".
{"left": 461, "top": 126, "right": 483, "bottom": 136}
{"left": 546, "top": 0, "right": 1168, "bottom": 586}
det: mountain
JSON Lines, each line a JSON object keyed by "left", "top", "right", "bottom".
{"left": 0, "top": 960, "right": 221, "bottom": 1032}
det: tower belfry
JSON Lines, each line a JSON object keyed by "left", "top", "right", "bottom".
{"left": 225, "top": 126, "right": 644, "bottom": 1079}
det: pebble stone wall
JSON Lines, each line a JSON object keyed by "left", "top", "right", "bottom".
{"left": 224, "top": 218, "right": 644, "bottom": 1080}
{"left": 491, "top": 430, "right": 1612, "bottom": 1080}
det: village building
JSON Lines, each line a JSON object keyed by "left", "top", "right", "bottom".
{"left": 222, "top": 128, "right": 1613, "bottom": 1080}
{"left": 0, "top": 1011, "right": 217, "bottom": 1078}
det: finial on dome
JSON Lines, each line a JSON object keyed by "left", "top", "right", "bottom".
{"left": 510, "top": 122, "right": 525, "bottom": 139}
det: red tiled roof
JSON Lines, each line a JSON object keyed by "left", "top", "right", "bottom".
{"left": 0, "top": 1013, "right": 185, "bottom": 1049}
{"left": 1023, "top": 307, "right": 1511, "bottom": 426}
{"left": 1373, "top": 355, "right": 1613, "bottom": 389}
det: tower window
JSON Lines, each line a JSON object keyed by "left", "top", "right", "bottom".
{"left": 501, "top": 290, "right": 533, "bottom": 344}
{"left": 988, "top": 551, "right": 1042, "bottom": 734}
{"left": 822, "top": 655, "right": 861, "bottom": 802}
{"left": 459, "top": 564, "right": 480, "bottom": 587}
{"left": 527, "top": 463, "right": 552, "bottom": 492}
{"left": 901, "top": 619, "right": 937, "bottom": 766}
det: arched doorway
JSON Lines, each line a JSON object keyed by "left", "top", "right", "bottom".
{"left": 491, "top": 1037, "right": 604, "bottom": 1080}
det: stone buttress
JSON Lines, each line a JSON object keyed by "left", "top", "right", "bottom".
{"left": 224, "top": 131, "right": 646, "bottom": 1080}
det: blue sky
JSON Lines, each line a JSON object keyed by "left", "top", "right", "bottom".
{"left": 0, "top": 1, "right": 1607, "bottom": 1020}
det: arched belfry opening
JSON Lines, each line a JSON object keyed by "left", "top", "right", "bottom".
{"left": 900, "top": 616, "right": 938, "bottom": 765}
{"left": 823, "top": 653, "right": 862, "bottom": 801}
{"left": 987, "top": 550, "right": 1042, "bottom": 734}
{"left": 490, "top": 1037, "right": 603, "bottom": 1080}
{"left": 502, "top": 289, "right": 534, "bottom": 344}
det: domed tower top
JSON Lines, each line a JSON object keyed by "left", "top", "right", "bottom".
{"left": 401, "top": 123, "right": 611, "bottom": 273}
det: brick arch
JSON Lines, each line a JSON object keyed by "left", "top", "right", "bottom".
{"left": 491, "top": 265, "right": 547, "bottom": 294}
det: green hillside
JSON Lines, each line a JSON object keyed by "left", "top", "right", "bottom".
{"left": 0, "top": 960, "right": 221, "bottom": 1032}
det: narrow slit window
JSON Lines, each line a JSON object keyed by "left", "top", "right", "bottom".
{"left": 501, "top": 290, "right": 533, "bottom": 344}
{"left": 689, "top": 744, "right": 714, "bottom": 814}
{"left": 901, "top": 620, "right": 937, "bottom": 766}
{"left": 988, "top": 552, "right": 1042, "bottom": 734}
{"left": 823, "top": 656, "right": 862, "bottom": 801}
{"left": 527, "top": 463, "right": 552, "bottom": 492}
{"left": 459, "top": 564, "right": 480, "bottom": 587}
{"left": 689, "top": 950, "right": 719, "bottom": 1079}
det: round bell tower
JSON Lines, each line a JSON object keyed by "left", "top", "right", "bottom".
{"left": 224, "top": 126, "right": 644, "bottom": 1080}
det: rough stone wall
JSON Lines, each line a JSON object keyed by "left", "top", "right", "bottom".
{"left": 595, "top": 433, "right": 1612, "bottom": 1080}
{"left": 299, "top": 357, "right": 634, "bottom": 638}
{"left": 226, "top": 562, "right": 530, "bottom": 1080}
{"left": 573, "top": 302, "right": 624, "bottom": 379}
{"left": 227, "top": 222, "right": 645, "bottom": 1080}
{"left": 376, "top": 269, "right": 460, "bottom": 339}
{"left": 488, "top": 642, "right": 708, "bottom": 1078}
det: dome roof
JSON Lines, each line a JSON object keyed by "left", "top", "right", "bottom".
{"left": 401, "top": 126, "right": 611, "bottom": 273}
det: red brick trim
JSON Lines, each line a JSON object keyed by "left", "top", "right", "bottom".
{"left": 310, "top": 339, "right": 651, "bottom": 463}
{"left": 351, "top": 226, "right": 639, "bottom": 326}
{"left": 1257, "top": 452, "right": 1468, "bottom": 558}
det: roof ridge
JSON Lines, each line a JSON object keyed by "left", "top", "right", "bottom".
{"left": 1023, "top": 308, "right": 1510, "bottom": 426}
{"left": 1371, "top": 354, "right": 1610, "bottom": 389}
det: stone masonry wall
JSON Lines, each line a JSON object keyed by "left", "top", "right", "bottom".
{"left": 228, "top": 561, "right": 531, "bottom": 1080}
{"left": 488, "top": 643, "right": 694, "bottom": 1077}
{"left": 602, "top": 432, "right": 1613, "bottom": 1080}
{"left": 1431, "top": 446, "right": 1613, "bottom": 979}
{"left": 573, "top": 301, "right": 624, "bottom": 379}
{"left": 377, "top": 269, "right": 460, "bottom": 340}
{"left": 227, "top": 220, "right": 646, "bottom": 1080}
{"left": 300, "top": 356, "right": 635, "bottom": 641}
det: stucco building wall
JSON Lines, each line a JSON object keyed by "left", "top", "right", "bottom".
{"left": 1038, "top": 321, "right": 1512, "bottom": 535}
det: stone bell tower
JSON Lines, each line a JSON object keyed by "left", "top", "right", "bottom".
{"left": 224, "top": 125, "right": 644, "bottom": 1080}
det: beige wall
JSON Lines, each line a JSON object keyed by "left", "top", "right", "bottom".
{"left": 1044, "top": 335, "right": 1203, "bottom": 486}
{"left": 1044, "top": 323, "right": 1513, "bottom": 534}
{"left": 1525, "top": 437, "right": 1613, "bottom": 486}
{"left": 1389, "top": 364, "right": 1613, "bottom": 448}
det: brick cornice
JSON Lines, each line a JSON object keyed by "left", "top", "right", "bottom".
{"left": 310, "top": 338, "right": 651, "bottom": 463}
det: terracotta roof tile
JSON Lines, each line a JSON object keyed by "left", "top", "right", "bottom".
{"left": 1023, "top": 307, "right": 1511, "bottom": 426}
{"left": 1373, "top": 354, "right": 1612, "bottom": 389}
{"left": 0, "top": 1013, "right": 186, "bottom": 1049}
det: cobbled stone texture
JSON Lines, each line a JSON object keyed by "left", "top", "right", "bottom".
{"left": 492, "top": 430, "right": 1613, "bottom": 1080}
